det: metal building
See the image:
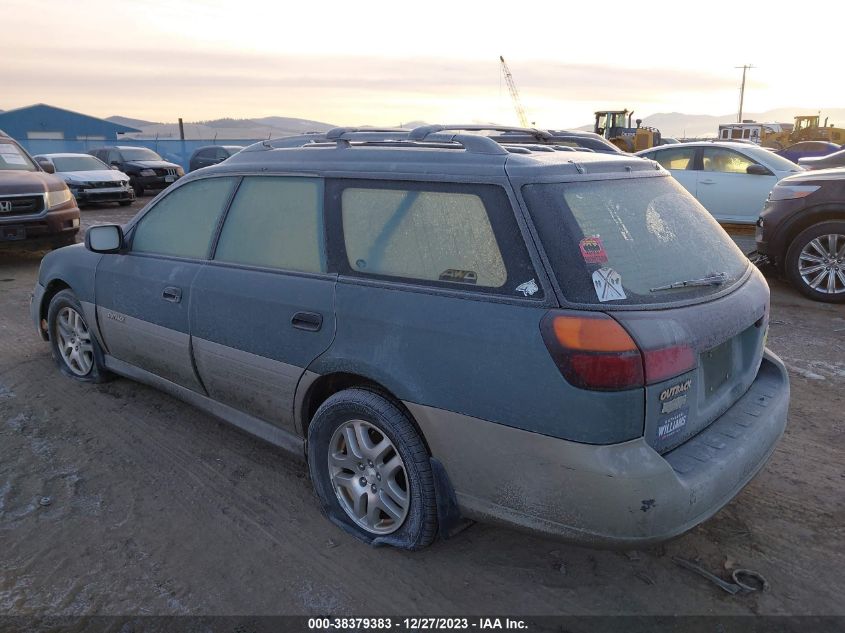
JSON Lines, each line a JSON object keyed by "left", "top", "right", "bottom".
{"left": 0, "top": 103, "right": 139, "bottom": 141}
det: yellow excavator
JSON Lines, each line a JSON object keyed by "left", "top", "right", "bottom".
{"left": 594, "top": 110, "right": 661, "bottom": 152}
{"left": 760, "top": 115, "right": 845, "bottom": 149}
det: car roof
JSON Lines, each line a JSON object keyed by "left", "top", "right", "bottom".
{"left": 34, "top": 152, "right": 102, "bottom": 159}
{"left": 217, "top": 125, "right": 656, "bottom": 180}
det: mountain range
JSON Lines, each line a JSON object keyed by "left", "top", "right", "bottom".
{"left": 106, "top": 108, "right": 845, "bottom": 141}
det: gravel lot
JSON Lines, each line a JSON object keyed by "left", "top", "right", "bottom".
{"left": 0, "top": 197, "right": 843, "bottom": 616}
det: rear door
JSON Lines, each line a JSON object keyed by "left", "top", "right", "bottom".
{"left": 95, "top": 176, "right": 238, "bottom": 390}
{"left": 696, "top": 147, "right": 777, "bottom": 223}
{"left": 189, "top": 175, "right": 335, "bottom": 433}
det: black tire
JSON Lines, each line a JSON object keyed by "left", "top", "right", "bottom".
{"left": 130, "top": 179, "right": 144, "bottom": 197}
{"left": 785, "top": 220, "right": 845, "bottom": 303}
{"left": 47, "top": 289, "right": 113, "bottom": 383}
{"left": 307, "top": 388, "right": 437, "bottom": 550}
{"left": 118, "top": 200, "right": 132, "bottom": 207}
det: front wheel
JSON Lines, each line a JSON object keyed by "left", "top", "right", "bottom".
{"left": 785, "top": 221, "right": 845, "bottom": 303}
{"left": 307, "top": 388, "right": 438, "bottom": 550}
{"left": 47, "top": 289, "right": 113, "bottom": 382}
{"left": 130, "top": 179, "right": 144, "bottom": 197}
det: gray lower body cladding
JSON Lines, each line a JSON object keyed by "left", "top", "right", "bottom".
{"left": 407, "top": 351, "right": 788, "bottom": 547}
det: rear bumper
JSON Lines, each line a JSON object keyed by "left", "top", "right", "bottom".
{"left": 410, "top": 350, "right": 789, "bottom": 547}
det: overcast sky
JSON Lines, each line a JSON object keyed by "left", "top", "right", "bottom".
{"left": 3, "top": 0, "right": 843, "bottom": 127}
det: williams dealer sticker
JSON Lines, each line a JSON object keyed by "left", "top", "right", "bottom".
{"left": 579, "top": 236, "right": 608, "bottom": 264}
{"left": 657, "top": 406, "right": 689, "bottom": 440}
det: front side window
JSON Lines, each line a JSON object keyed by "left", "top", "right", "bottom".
{"left": 132, "top": 177, "right": 236, "bottom": 259}
{"left": 702, "top": 148, "right": 755, "bottom": 173}
{"left": 651, "top": 147, "right": 695, "bottom": 170}
{"left": 214, "top": 176, "right": 325, "bottom": 273}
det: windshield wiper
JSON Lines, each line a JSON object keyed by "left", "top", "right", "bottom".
{"left": 650, "top": 272, "right": 728, "bottom": 292}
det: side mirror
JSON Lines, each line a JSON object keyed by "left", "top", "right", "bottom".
{"left": 746, "top": 164, "right": 771, "bottom": 176}
{"left": 38, "top": 160, "right": 55, "bottom": 174}
{"left": 85, "top": 224, "right": 125, "bottom": 253}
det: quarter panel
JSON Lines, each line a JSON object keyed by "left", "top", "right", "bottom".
{"left": 312, "top": 282, "right": 644, "bottom": 444}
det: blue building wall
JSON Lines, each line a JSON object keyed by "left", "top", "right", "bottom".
{"left": 18, "top": 138, "right": 259, "bottom": 171}
{"left": 0, "top": 104, "right": 139, "bottom": 141}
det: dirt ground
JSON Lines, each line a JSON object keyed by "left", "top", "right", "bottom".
{"left": 0, "top": 198, "right": 843, "bottom": 617}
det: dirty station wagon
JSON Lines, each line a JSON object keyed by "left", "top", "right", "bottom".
{"left": 31, "top": 125, "right": 790, "bottom": 550}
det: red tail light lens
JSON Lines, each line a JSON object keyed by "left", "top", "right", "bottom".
{"left": 540, "top": 312, "right": 696, "bottom": 391}
{"left": 541, "top": 313, "right": 643, "bottom": 390}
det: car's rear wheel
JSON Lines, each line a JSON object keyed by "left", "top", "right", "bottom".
{"left": 307, "top": 388, "right": 437, "bottom": 550}
{"left": 47, "top": 289, "right": 112, "bottom": 382}
{"left": 786, "top": 221, "right": 845, "bottom": 303}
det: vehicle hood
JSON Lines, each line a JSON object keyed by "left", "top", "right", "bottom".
{"left": 0, "top": 169, "right": 68, "bottom": 194}
{"left": 61, "top": 169, "right": 129, "bottom": 183}
{"left": 127, "top": 160, "right": 179, "bottom": 169}
{"left": 778, "top": 166, "right": 845, "bottom": 183}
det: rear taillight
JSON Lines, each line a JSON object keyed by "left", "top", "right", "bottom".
{"left": 540, "top": 312, "right": 695, "bottom": 391}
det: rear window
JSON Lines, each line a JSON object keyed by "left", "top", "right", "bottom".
{"left": 522, "top": 176, "right": 749, "bottom": 305}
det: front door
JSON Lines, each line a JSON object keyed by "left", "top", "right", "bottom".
{"left": 696, "top": 147, "right": 777, "bottom": 224}
{"left": 95, "top": 176, "right": 238, "bottom": 391}
{"left": 189, "top": 176, "right": 336, "bottom": 432}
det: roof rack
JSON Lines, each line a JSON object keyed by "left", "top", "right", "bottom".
{"left": 410, "top": 124, "right": 552, "bottom": 142}
{"left": 325, "top": 127, "right": 409, "bottom": 140}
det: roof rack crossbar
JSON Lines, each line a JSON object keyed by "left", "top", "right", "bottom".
{"left": 410, "top": 124, "right": 552, "bottom": 142}
{"left": 325, "top": 127, "right": 410, "bottom": 140}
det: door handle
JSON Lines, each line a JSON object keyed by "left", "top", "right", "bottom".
{"left": 699, "top": 179, "right": 716, "bottom": 185}
{"left": 291, "top": 311, "right": 323, "bottom": 332}
{"left": 162, "top": 286, "right": 182, "bottom": 303}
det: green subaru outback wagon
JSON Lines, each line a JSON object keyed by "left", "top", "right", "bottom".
{"left": 32, "top": 125, "right": 789, "bottom": 550}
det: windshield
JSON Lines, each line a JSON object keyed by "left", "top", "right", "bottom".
{"left": 52, "top": 156, "right": 108, "bottom": 172}
{"left": 121, "top": 148, "right": 162, "bottom": 161}
{"left": 0, "top": 142, "right": 37, "bottom": 171}
{"left": 522, "top": 176, "right": 750, "bottom": 306}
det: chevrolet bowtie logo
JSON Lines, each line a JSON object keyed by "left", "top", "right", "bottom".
{"left": 0, "top": 200, "right": 13, "bottom": 213}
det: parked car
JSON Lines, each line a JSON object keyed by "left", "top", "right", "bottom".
{"left": 188, "top": 145, "right": 243, "bottom": 171}
{"left": 799, "top": 147, "right": 845, "bottom": 170}
{"left": 0, "top": 129, "right": 79, "bottom": 249}
{"left": 636, "top": 141, "right": 802, "bottom": 224}
{"left": 34, "top": 153, "right": 135, "bottom": 207}
{"left": 775, "top": 141, "right": 841, "bottom": 164}
{"left": 88, "top": 146, "right": 184, "bottom": 197}
{"left": 756, "top": 167, "right": 845, "bottom": 303}
{"left": 32, "top": 125, "right": 788, "bottom": 550}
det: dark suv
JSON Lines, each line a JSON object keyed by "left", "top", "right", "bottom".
{"left": 756, "top": 168, "right": 845, "bottom": 302}
{"left": 189, "top": 145, "right": 243, "bottom": 171}
{"left": 0, "top": 129, "right": 79, "bottom": 249}
{"left": 33, "top": 125, "right": 788, "bottom": 550}
{"left": 88, "top": 146, "right": 184, "bottom": 197}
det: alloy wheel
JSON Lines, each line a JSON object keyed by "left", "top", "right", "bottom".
{"left": 328, "top": 419, "right": 410, "bottom": 535}
{"left": 798, "top": 233, "right": 845, "bottom": 295}
{"left": 56, "top": 306, "right": 94, "bottom": 376}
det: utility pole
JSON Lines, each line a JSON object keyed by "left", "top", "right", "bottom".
{"left": 735, "top": 65, "right": 754, "bottom": 123}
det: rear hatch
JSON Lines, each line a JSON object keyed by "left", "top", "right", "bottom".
{"left": 522, "top": 174, "right": 768, "bottom": 452}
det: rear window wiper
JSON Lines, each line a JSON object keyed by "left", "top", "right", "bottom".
{"left": 650, "top": 272, "right": 728, "bottom": 292}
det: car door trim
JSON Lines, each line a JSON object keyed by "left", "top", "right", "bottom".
{"left": 103, "top": 354, "right": 306, "bottom": 458}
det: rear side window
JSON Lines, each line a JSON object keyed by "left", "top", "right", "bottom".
{"left": 651, "top": 147, "right": 695, "bottom": 170}
{"left": 522, "top": 176, "right": 749, "bottom": 306}
{"left": 330, "top": 180, "right": 539, "bottom": 296}
{"left": 132, "top": 177, "right": 236, "bottom": 259}
{"left": 214, "top": 176, "right": 325, "bottom": 273}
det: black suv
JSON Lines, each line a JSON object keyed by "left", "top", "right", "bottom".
{"left": 756, "top": 168, "right": 845, "bottom": 303}
{"left": 188, "top": 145, "right": 243, "bottom": 171}
{"left": 0, "top": 129, "right": 79, "bottom": 249}
{"left": 88, "top": 146, "right": 184, "bottom": 197}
